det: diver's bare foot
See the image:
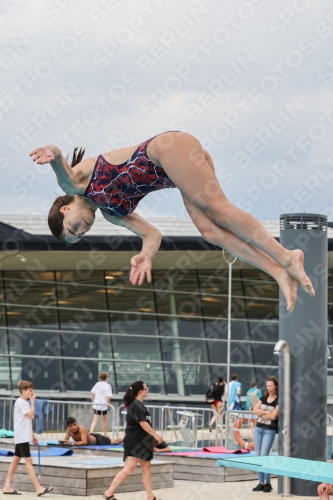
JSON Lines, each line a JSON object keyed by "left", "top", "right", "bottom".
{"left": 284, "top": 249, "right": 315, "bottom": 296}
{"left": 277, "top": 269, "right": 298, "bottom": 311}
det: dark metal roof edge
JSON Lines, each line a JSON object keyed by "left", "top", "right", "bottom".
{"left": 0, "top": 234, "right": 224, "bottom": 252}
{"left": 1, "top": 224, "right": 333, "bottom": 251}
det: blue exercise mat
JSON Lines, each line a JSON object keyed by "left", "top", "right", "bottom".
{"left": 0, "top": 449, "right": 14, "bottom": 456}
{"left": 69, "top": 444, "right": 123, "bottom": 450}
{"left": 38, "top": 441, "right": 123, "bottom": 450}
{"left": 216, "top": 456, "right": 333, "bottom": 483}
{"left": 31, "top": 447, "right": 74, "bottom": 457}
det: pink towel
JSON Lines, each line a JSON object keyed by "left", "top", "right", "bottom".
{"left": 202, "top": 446, "right": 250, "bottom": 454}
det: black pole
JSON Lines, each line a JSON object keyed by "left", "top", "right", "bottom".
{"left": 278, "top": 213, "right": 327, "bottom": 496}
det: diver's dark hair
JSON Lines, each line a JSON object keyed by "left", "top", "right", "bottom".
{"left": 48, "top": 194, "right": 75, "bottom": 241}
{"left": 68, "top": 147, "right": 85, "bottom": 168}
{"left": 48, "top": 147, "right": 85, "bottom": 241}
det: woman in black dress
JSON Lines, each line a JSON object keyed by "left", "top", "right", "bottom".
{"left": 103, "top": 381, "right": 163, "bottom": 500}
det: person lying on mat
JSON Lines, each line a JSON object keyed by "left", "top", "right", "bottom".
{"left": 318, "top": 483, "right": 333, "bottom": 499}
{"left": 153, "top": 438, "right": 171, "bottom": 453}
{"left": 60, "top": 417, "right": 122, "bottom": 446}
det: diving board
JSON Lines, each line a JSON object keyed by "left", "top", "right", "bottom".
{"left": 217, "top": 456, "right": 331, "bottom": 483}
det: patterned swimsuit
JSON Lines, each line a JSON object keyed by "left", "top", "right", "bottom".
{"left": 83, "top": 134, "right": 176, "bottom": 217}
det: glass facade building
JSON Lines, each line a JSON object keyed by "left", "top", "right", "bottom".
{"left": 2, "top": 265, "right": 326, "bottom": 400}
{"left": 0, "top": 213, "right": 333, "bottom": 402}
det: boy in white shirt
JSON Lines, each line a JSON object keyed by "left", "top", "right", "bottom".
{"left": 2, "top": 380, "right": 53, "bottom": 497}
{"left": 89, "top": 372, "right": 112, "bottom": 437}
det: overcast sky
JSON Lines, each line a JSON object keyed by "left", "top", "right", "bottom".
{"left": 1, "top": 0, "right": 333, "bottom": 222}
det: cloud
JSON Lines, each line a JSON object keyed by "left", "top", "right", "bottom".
{"left": 1, "top": 0, "right": 333, "bottom": 221}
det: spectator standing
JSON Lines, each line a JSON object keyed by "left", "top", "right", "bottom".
{"left": 224, "top": 373, "right": 242, "bottom": 410}
{"left": 2, "top": 380, "right": 53, "bottom": 497}
{"left": 209, "top": 376, "right": 226, "bottom": 432}
{"left": 252, "top": 376, "right": 279, "bottom": 493}
{"left": 90, "top": 372, "right": 112, "bottom": 437}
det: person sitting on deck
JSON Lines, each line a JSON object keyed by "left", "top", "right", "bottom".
{"left": 59, "top": 417, "right": 122, "bottom": 446}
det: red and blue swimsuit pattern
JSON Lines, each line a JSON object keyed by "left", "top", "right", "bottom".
{"left": 83, "top": 135, "right": 176, "bottom": 217}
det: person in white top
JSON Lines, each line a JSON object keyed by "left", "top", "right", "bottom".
{"left": 2, "top": 380, "right": 53, "bottom": 497}
{"left": 89, "top": 372, "right": 112, "bottom": 437}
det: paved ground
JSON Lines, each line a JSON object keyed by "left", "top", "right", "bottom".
{"left": 0, "top": 478, "right": 318, "bottom": 499}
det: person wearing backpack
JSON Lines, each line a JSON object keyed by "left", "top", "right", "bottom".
{"left": 207, "top": 376, "right": 225, "bottom": 432}
{"left": 246, "top": 381, "right": 263, "bottom": 435}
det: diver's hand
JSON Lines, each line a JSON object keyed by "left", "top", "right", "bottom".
{"left": 130, "top": 254, "right": 152, "bottom": 285}
{"left": 30, "top": 147, "right": 55, "bottom": 164}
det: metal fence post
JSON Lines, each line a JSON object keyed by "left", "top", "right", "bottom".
{"left": 274, "top": 340, "right": 291, "bottom": 497}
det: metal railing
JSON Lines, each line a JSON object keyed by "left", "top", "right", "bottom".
{"left": 1, "top": 395, "right": 331, "bottom": 453}
{"left": 116, "top": 403, "right": 219, "bottom": 448}
{"left": 117, "top": 404, "right": 164, "bottom": 434}
{"left": 160, "top": 405, "right": 219, "bottom": 448}
{"left": 224, "top": 409, "right": 333, "bottom": 458}
{"left": 0, "top": 398, "right": 116, "bottom": 439}
{"left": 0, "top": 398, "right": 15, "bottom": 432}
{"left": 223, "top": 409, "right": 277, "bottom": 453}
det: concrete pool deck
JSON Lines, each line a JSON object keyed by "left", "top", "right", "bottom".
{"left": 0, "top": 478, "right": 318, "bottom": 499}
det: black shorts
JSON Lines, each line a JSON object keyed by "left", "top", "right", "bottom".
{"left": 90, "top": 433, "right": 111, "bottom": 445}
{"left": 14, "top": 442, "right": 30, "bottom": 458}
{"left": 123, "top": 436, "right": 154, "bottom": 462}
{"left": 93, "top": 409, "right": 107, "bottom": 415}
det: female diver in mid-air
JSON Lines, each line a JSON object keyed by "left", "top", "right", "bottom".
{"left": 30, "top": 131, "right": 315, "bottom": 311}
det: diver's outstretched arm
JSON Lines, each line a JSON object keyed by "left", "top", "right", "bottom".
{"left": 30, "top": 145, "right": 77, "bottom": 194}
{"left": 101, "top": 211, "right": 162, "bottom": 285}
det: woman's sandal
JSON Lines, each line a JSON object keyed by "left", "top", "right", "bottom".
{"left": 102, "top": 495, "right": 117, "bottom": 500}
